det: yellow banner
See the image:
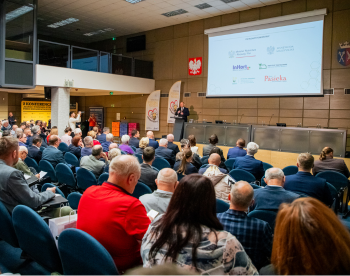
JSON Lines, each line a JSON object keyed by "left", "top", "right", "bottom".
{"left": 21, "top": 101, "right": 51, "bottom": 123}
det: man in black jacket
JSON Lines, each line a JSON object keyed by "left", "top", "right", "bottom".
{"left": 129, "top": 129, "right": 140, "bottom": 148}
{"left": 139, "top": 147, "right": 158, "bottom": 191}
{"left": 166, "top": 134, "right": 180, "bottom": 155}
{"left": 155, "top": 139, "right": 176, "bottom": 167}
{"left": 175, "top": 102, "right": 190, "bottom": 122}
{"left": 28, "top": 136, "right": 43, "bottom": 164}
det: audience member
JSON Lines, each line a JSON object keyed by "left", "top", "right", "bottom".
{"left": 218, "top": 181, "right": 272, "bottom": 270}
{"left": 87, "top": 130, "right": 101, "bottom": 146}
{"left": 251, "top": 168, "right": 299, "bottom": 212}
{"left": 10, "top": 125, "right": 18, "bottom": 137}
{"left": 313, "top": 146, "right": 350, "bottom": 177}
{"left": 155, "top": 138, "right": 175, "bottom": 167}
{"left": 80, "top": 145, "right": 108, "bottom": 178}
{"left": 68, "top": 111, "right": 81, "bottom": 132}
{"left": 0, "top": 136, "right": 55, "bottom": 213}
{"left": 92, "top": 126, "right": 99, "bottom": 134}
{"left": 180, "top": 138, "right": 201, "bottom": 170}
{"left": 2, "top": 130, "right": 11, "bottom": 137}
{"left": 8, "top": 112, "right": 16, "bottom": 126}
{"left": 199, "top": 153, "right": 228, "bottom": 175}
{"left": 68, "top": 136, "right": 84, "bottom": 159}
{"left": 173, "top": 149, "right": 198, "bottom": 175}
{"left": 101, "top": 133, "right": 113, "bottom": 152}
{"left": 28, "top": 136, "right": 43, "bottom": 164}
{"left": 97, "top": 127, "right": 110, "bottom": 143}
{"left": 141, "top": 174, "right": 257, "bottom": 274}
{"left": 139, "top": 147, "right": 158, "bottom": 191}
{"left": 23, "top": 127, "right": 32, "bottom": 146}
{"left": 41, "top": 121, "right": 48, "bottom": 134}
{"left": 209, "top": 147, "right": 228, "bottom": 170}
{"left": 42, "top": 135, "right": 67, "bottom": 168}
{"left": 29, "top": 119, "right": 34, "bottom": 127}
{"left": 81, "top": 136, "right": 93, "bottom": 157}
{"left": 77, "top": 155, "right": 150, "bottom": 273}
{"left": 166, "top": 134, "right": 179, "bottom": 155}
{"left": 1, "top": 120, "right": 11, "bottom": 131}
{"left": 136, "top": 137, "right": 149, "bottom": 155}
{"left": 233, "top": 142, "right": 264, "bottom": 180}
{"left": 46, "top": 128, "right": 57, "bottom": 144}
{"left": 88, "top": 113, "right": 96, "bottom": 131}
{"left": 104, "top": 148, "right": 122, "bottom": 173}
{"left": 129, "top": 129, "right": 140, "bottom": 148}
{"left": 109, "top": 143, "right": 118, "bottom": 151}
{"left": 17, "top": 132, "right": 27, "bottom": 147}
{"left": 146, "top": 131, "right": 159, "bottom": 149}
{"left": 260, "top": 198, "right": 350, "bottom": 275}
{"left": 227, "top": 138, "right": 247, "bottom": 159}
{"left": 284, "top": 153, "right": 333, "bottom": 206}
{"left": 139, "top": 168, "right": 177, "bottom": 214}
{"left": 73, "top": 128, "right": 82, "bottom": 138}
{"left": 188, "top": 134, "right": 199, "bottom": 156}
{"left": 19, "top": 122, "right": 26, "bottom": 130}
{"left": 61, "top": 127, "right": 72, "bottom": 146}
{"left": 119, "top": 135, "right": 135, "bottom": 155}
{"left": 15, "top": 146, "right": 40, "bottom": 178}
{"left": 203, "top": 134, "right": 221, "bottom": 157}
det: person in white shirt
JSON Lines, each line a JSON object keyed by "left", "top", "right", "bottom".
{"left": 61, "top": 127, "right": 72, "bottom": 146}
{"left": 68, "top": 111, "right": 81, "bottom": 132}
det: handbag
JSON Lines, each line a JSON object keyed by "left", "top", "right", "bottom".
{"left": 49, "top": 208, "right": 77, "bottom": 246}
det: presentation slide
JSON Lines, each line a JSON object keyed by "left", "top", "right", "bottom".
{"left": 207, "top": 20, "right": 324, "bottom": 97}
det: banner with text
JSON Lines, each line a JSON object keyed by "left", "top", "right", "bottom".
{"left": 167, "top": 81, "right": 181, "bottom": 123}
{"left": 145, "top": 90, "right": 160, "bottom": 131}
{"left": 21, "top": 101, "right": 51, "bottom": 123}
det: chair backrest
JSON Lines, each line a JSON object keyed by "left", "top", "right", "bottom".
{"left": 41, "top": 183, "right": 66, "bottom": 198}
{"left": 134, "top": 153, "right": 143, "bottom": 164}
{"left": 262, "top": 162, "right": 273, "bottom": 171}
{"left": 152, "top": 157, "right": 171, "bottom": 170}
{"left": 316, "top": 171, "right": 349, "bottom": 191}
{"left": 200, "top": 156, "right": 209, "bottom": 165}
{"left": 224, "top": 158, "right": 236, "bottom": 171}
{"left": 282, "top": 165, "right": 298, "bottom": 176}
{"left": 64, "top": 152, "right": 80, "bottom": 167}
{"left": 152, "top": 166, "right": 159, "bottom": 172}
{"left": 216, "top": 198, "right": 230, "bottom": 213}
{"left": 58, "top": 142, "right": 69, "bottom": 153}
{"left": 98, "top": 173, "right": 109, "bottom": 185}
{"left": 39, "top": 160, "right": 58, "bottom": 182}
{"left": 229, "top": 169, "right": 256, "bottom": 183}
{"left": 120, "top": 150, "right": 127, "bottom": 155}
{"left": 67, "top": 192, "right": 82, "bottom": 210}
{"left": 55, "top": 163, "right": 77, "bottom": 189}
{"left": 327, "top": 182, "right": 338, "bottom": 200}
{"left": 250, "top": 183, "right": 261, "bottom": 189}
{"left": 130, "top": 146, "right": 137, "bottom": 152}
{"left": 261, "top": 176, "right": 267, "bottom": 187}
{"left": 24, "top": 157, "right": 39, "bottom": 173}
{"left": 248, "top": 210, "right": 277, "bottom": 229}
{"left": 58, "top": 229, "right": 119, "bottom": 275}
{"left": 76, "top": 168, "right": 98, "bottom": 190}
{"left": 131, "top": 182, "right": 152, "bottom": 199}
{"left": 12, "top": 205, "right": 62, "bottom": 273}
{"left": 0, "top": 200, "right": 19, "bottom": 248}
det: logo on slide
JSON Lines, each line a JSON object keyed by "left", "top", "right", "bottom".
{"left": 233, "top": 65, "right": 251, "bottom": 71}
{"left": 147, "top": 108, "right": 158, "bottom": 122}
{"left": 267, "top": 46, "right": 275, "bottom": 55}
{"left": 228, "top": 51, "right": 235, "bottom": 58}
{"left": 265, "top": 75, "right": 287, "bottom": 82}
{"left": 338, "top": 41, "right": 350, "bottom": 66}
{"left": 259, "top": 64, "right": 267, "bottom": 69}
{"left": 232, "top": 77, "right": 238, "bottom": 84}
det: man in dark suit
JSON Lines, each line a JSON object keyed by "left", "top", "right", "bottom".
{"left": 129, "top": 129, "right": 140, "bottom": 148}
{"left": 166, "top": 134, "right": 180, "bottom": 155}
{"left": 24, "top": 128, "right": 32, "bottom": 147}
{"left": 251, "top": 168, "right": 299, "bottom": 211}
{"left": 233, "top": 142, "right": 264, "bottom": 180}
{"left": 28, "top": 136, "right": 43, "bottom": 164}
{"left": 139, "top": 147, "right": 158, "bottom": 191}
{"left": 155, "top": 139, "right": 176, "bottom": 167}
{"left": 146, "top": 131, "right": 159, "bottom": 149}
{"left": 175, "top": 102, "right": 190, "bottom": 122}
{"left": 42, "top": 135, "right": 68, "bottom": 168}
{"left": 284, "top": 153, "right": 333, "bottom": 206}
{"left": 227, "top": 138, "right": 247, "bottom": 159}
{"left": 96, "top": 127, "right": 109, "bottom": 143}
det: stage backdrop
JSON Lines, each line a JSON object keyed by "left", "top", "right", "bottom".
{"left": 21, "top": 101, "right": 51, "bottom": 123}
{"left": 145, "top": 90, "right": 160, "bottom": 131}
{"left": 167, "top": 81, "right": 181, "bottom": 123}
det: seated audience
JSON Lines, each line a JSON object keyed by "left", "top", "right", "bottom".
{"left": 73, "top": 128, "right": 82, "bottom": 138}
{"left": 42, "top": 135, "right": 68, "bottom": 168}
{"left": 19, "top": 122, "right": 26, "bottom": 130}
{"left": 210, "top": 147, "right": 228, "bottom": 171}
{"left": 260, "top": 198, "right": 350, "bottom": 275}
{"left": 139, "top": 168, "right": 177, "bottom": 214}
{"left": 101, "top": 133, "right": 114, "bottom": 152}
{"left": 251, "top": 168, "right": 299, "bottom": 211}
{"left": 199, "top": 153, "right": 228, "bottom": 175}
{"left": 68, "top": 136, "right": 84, "bottom": 159}
{"left": 17, "top": 132, "right": 27, "bottom": 147}
{"left": 87, "top": 130, "right": 101, "bottom": 146}
{"left": 46, "top": 127, "right": 57, "bottom": 144}
{"left": 141, "top": 174, "right": 257, "bottom": 274}
{"left": 119, "top": 135, "right": 135, "bottom": 155}
{"left": 180, "top": 139, "right": 201, "bottom": 170}
{"left": 146, "top": 131, "right": 159, "bottom": 149}
{"left": 109, "top": 143, "right": 118, "bottom": 150}
{"left": 227, "top": 138, "right": 247, "bottom": 159}
{"left": 188, "top": 134, "right": 200, "bottom": 156}
{"left": 166, "top": 134, "right": 179, "bottom": 155}
{"left": 10, "top": 125, "right": 18, "bottom": 137}
{"left": 24, "top": 127, "right": 33, "bottom": 146}
{"left": 41, "top": 121, "right": 48, "bottom": 134}
{"left": 92, "top": 126, "right": 99, "bottom": 134}
{"left": 0, "top": 136, "right": 55, "bottom": 213}
{"left": 218, "top": 181, "right": 272, "bottom": 270}
{"left": 81, "top": 136, "right": 93, "bottom": 157}
{"left": 77, "top": 155, "right": 150, "bottom": 273}
{"left": 233, "top": 142, "right": 264, "bottom": 180}
{"left": 2, "top": 130, "right": 10, "bottom": 137}
{"left": 203, "top": 134, "right": 223, "bottom": 157}
{"left": 139, "top": 147, "right": 158, "bottom": 191}
{"left": 1, "top": 120, "right": 11, "bottom": 131}
{"left": 313, "top": 146, "right": 350, "bottom": 177}
{"left": 61, "top": 127, "right": 72, "bottom": 145}
{"left": 28, "top": 136, "right": 43, "bottom": 164}
{"left": 96, "top": 127, "right": 109, "bottom": 143}
{"left": 155, "top": 138, "right": 175, "bottom": 167}
{"left": 104, "top": 148, "right": 122, "bottom": 173}
{"left": 129, "top": 129, "right": 140, "bottom": 148}
{"left": 284, "top": 153, "right": 333, "bottom": 206}
{"left": 15, "top": 146, "right": 40, "bottom": 178}
{"left": 136, "top": 137, "right": 149, "bottom": 155}
{"left": 80, "top": 145, "right": 108, "bottom": 178}
{"left": 173, "top": 149, "right": 198, "bottom": 175}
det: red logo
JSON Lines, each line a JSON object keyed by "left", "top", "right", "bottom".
{"left": 147, "top": 108, "right": 158, "bottom": 121}
{"left": 189, "top": 57, "right": 202, "bottom": 75}
{"left": 265, "top": 75, "right": 287, "bottom": 82}
{"left": 169, "top": 100, "right": 178, "bottom": 115}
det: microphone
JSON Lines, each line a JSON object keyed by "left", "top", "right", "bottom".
{"left": 239, "top": 114, "right": 244, "bottom": 124}
{"left": 268, "top": 114, "right": 274, "bottom": 126}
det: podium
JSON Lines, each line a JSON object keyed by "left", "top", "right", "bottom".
{"left": 173, "top": 116, "right": 185, "bottom": 141}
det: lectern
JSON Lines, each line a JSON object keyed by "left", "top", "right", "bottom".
{"left": 173, "top": 116, "right": 185, "bottom": 141}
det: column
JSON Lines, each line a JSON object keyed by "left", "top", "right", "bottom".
{"left": 51, "top": 87, "right": 70, "bottom": 137}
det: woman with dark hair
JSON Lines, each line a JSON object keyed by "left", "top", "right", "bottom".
{"left": 180, "top": 139, "right": 201, "bottom": 170}
{"left": 173, "top": 149, "right": 198, "bottom": 175}
{"left": 260, "top": 197, "right": 350, "bottom": 275}
{"left": 312, "top": 146, "right": 349, "bottom": 177}
{"left": 68, "top": 136, "right": 84, "bottom": 159}
{"left": 141, "top": 174, "right": 257, "bottom": 274}
{"left": 203, "top": 134, "right": 225, "bottom": 161}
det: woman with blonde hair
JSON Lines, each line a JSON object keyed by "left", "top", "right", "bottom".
{"left": 260, "top": 197, "right": 350, "bottom": 275}
{"left": 87, "top": 130, "right": 101, "bottom": 146}
{"left": 46, "top": 127, "right": 58, "bottom": 144}
{"left": 136, "top": 137, "right": 149, "bottom": 155}
{"left": 173, "top": 149, "right": 198, "bottom": 175}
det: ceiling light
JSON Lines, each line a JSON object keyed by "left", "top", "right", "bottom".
{"left": 195, "top": 3, "right": 212, "bottom": 9}
{"left": 125, "top": 0, "right": 144, "bottom": 3}
{"left": 84, "top": 28, "right": 114, "bottom": 36}
{"left": 47, "top": 18, "right": 79, "bottom": 28}
{"left": 162, "top": 9, "right": 188, "bottom": 17}
{"left": 6, "top": 5, "right": 33, "bottom": 22}
{"left": 220, "top": 0, "right": 239, "bottom": 3}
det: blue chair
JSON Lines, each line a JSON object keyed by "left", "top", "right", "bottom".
{"left": 58, "top": 229, "right": 119, "bottom": 275}
{"left": 248, "top": 210, "right": 277, "bottom": 229}
{"left": 130, "top": 146, "right": 137, "bottom": 153}
{"left": 64, "top": 152, "right": 80, "bottom": 167}
{"left": 229, "top": 169, "right": 256, "bottom": 183}
{"left": 216, "top": 198, "right": 229, "bottom": 213}
{"left": 135, "top": 153, "right": 143, "bottom": 164}
{"left": 250, "top": 183, "right": 261, "bottom": 189}
{"left": 282, "top": 165, "right": 298, "bottom": 176}
{"left": 0, "top": 200, "right": 19, "bottom": 248}
{"left": 131, "top": 182, "right": 152, "bottom": 199}
{"left": 152, "top": 166, "right": 160, "bottom": 172}
{"left": 177, "top": 173, "right": 185, "bottom": 181}
{"left": 327, "top": 182, "right": 338, "bottom": 200}
{"left": 262, "top": 162, "right": 273, "bottom": 171}
{"left": 261, "top": 176, "right": 267, "bottom": 187}
{"left": 98, "top": 173, "right": 109, "bottom": 185}
{"left": 12, "top": 205, "right": 63, "bottom": 273}
{"left": 225, "top": 158, "right": 236, "bottom": 171}
{"left": 316, "top": 171, "right": 349, "bottom": 192}
{"left": 152, "top": 157, "right": 171, "bottom": 170}
{"left": 120, "top": 150, "right": 127, "bottom": 155}
{"left": 201, "top": 156, "right": 209, "bottom": 165}
{"left": 41, "top": 183, "right": 66, "bottom": 198}
{"left": 58, "top": 142, "right": 69, "bottom": 153}
{"left": 56, "top": 163, "right": 77, "bottom": 189}
{"left": 24, "top": 157, "right": 40, "bottom": 174}
{"left": 67, "top": 192, "right": 82, "bottom": 210}
{"left": 39, "top": 160, "right": 58, "bottom": 182}
{"left": 76, "top": 168, "right": 97, "bottom": 190}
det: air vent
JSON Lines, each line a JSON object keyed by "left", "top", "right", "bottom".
{"left": 162, "top": 9, "right": 188, "bottom": 17}
{"left": 195, "top": 3, "right": 212, "bottom": 9}
{"left": 197, "top": 92, "right": 206, "bottom": 97}
{"left": 160, "top": 93, "right": 169, "bottom": 98}
{"left": 220, "top": 0, "right": 239, "bottom": 3}
{"left": 323, "top": 89, "right": 334, "bottom": 95}
{"left": 345, "top": 89, "right": 350, "bottom": 95}
{"left": 184, "top": 92, "right": 191, "bottom": 98}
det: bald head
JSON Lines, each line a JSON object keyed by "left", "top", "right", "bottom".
{"left": 109, "top": 143, "right": 118, "bottom": 150}
{"left": 156, "top": 168, "right": 178, "bottom": 193}
{"left": 147, "top": 131, "right": 154, "bottom": 139}
{"left": 167, "top": 134, "right": 174, "bottom": 142}
{"left": 208, "top": 153, "right": 221, "bottom": 166}
{"left": 229, "top": 181, "right": 254, "bottom": 211}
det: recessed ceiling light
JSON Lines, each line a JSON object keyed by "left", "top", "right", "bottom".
{"left": 220, "top": 0, "right": 239, "bottom": 3}
{"left": 195, "top": 3, "right": 212, "bottom": 9}
{"left": 6, "top": 5, "right": 33, "bottom": 22}
{"left": 47, "top": 18, "right": 79, "bottom": 28}
{"left": 125, "top": 0, "right": 144, "bottom": 3}
{"left": 84, "top": 28, "right": 114, "bottom": 36}
{"left": 162, "top": 9, "right": 188, "bottom": 17}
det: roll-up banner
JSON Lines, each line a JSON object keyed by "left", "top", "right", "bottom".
{"left": 167, "top": 81, "right": 181, "bottom": 124}
{"left": 145, "top": 90, "right": 160, "bottom": 131}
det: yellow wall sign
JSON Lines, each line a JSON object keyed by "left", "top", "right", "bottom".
{"left": 21, "top": 101, "right": 51, "bottom": 123}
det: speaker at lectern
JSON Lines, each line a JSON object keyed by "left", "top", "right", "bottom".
{"left": 173, "top": 116, "right": 185, "bottom": 142}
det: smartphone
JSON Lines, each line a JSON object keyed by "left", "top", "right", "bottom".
{"left": 147, "top": 209, "right": 159, "bottom": 220}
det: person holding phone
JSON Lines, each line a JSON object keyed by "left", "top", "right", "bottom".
{"left": 88, "top": 113, "right": 96, "bottom": 131}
